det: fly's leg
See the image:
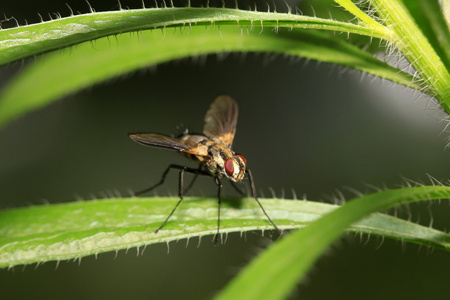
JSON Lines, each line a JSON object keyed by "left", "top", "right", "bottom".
{"left": 154, "top": 168, "right": 184, "bottom": 233}
{"left": 182, "top": 165, "right": 203, "bottom": 195}
{"left": 247, "top": 169, "right": 283, "bottom": 235}
{"left": 214, "top": 177, "right": 223, "bottom": 246}
{"left": 135, "top": 164, "right": 207, "bottom": 196}
{"left": 134, "top": 164, "right": 209, "bottom": 233}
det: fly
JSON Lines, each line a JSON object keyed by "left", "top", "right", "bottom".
{"left": 129, "top": 95, "right": 282, "bottom": 244}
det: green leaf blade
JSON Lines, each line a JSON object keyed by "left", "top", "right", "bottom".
{"left": 216, "top": 186, "right": 450, "bottom": 300}
{"left": 0, "top": 27, "right": 420, "bottom": 128}
{"left": 370, "top": 0, "right": 450, "bottom": 110}
{"left": 1, "top": 190, "right": 450, "bottom": 269}
{"left": 402, "top": 0, "right": 450, "bottom": 71}
{"left": 0, "top": 7, "right": 388, "bottom": 66}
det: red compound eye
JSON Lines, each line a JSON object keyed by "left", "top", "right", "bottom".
{"left": 237, "top": 154, "right": 246, "bottom": 166}
{"left": 225, "top": 158, "right": 234, "bottom": 176}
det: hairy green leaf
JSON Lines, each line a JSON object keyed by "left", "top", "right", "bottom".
{"left": 1, "top": 192, "right": 449, "bottom": 269}
{"left": 370, "top": 0, "right": 450, "bottom": 111}
{"left": 216, "top": 186, "right": 450, "bottom": 300}
{"left": 402, "top": 0, "right": 450, "bottom": 70}
{"left": 0, "top": 7, "right": 389, "bottom": 66}
{"left": 0, "top": 26, "right": 420, "bottom": 128}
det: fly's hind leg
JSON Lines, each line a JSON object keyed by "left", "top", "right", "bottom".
{"left": 135, "top": 164, "right": 207, "bottom": 196}
{"left": 182, "top": 165, "right": 203, "bottom": 195}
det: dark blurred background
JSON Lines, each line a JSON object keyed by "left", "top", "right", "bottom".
{"left": 1, "top": 0, "right": 450, "bottom": 299}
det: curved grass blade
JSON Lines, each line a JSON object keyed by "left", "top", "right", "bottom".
{"left": 402, "top": 0, "right": 450, "bottom": 70}
{"left": 0, "top": 26, "right": 421, "bottom": 128}
{"left": 1, "top": 190, "right": 450, "bottom": 269}
{"left": 216, "top": 186, "right": 450, "bottom": 300}
{"left": 370, "top": 0, "right": 450, "bottom": 111}
{"left": 0, "top": 7, "right": 389, "bottom": 66}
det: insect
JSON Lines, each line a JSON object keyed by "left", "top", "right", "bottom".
{"left": 129, "top": 95, "right": 281, "bottom": 244}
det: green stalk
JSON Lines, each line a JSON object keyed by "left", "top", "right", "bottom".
{"left": 371, "top": 0, "right": 450, "bottom": 110}
{"left": 334, "top": 0, "right": 389, "bottom": 32}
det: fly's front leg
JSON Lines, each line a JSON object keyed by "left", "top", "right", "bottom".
{"left": 247, "top": 169, "right": 282, "bottom": 235}
{"left": 214, "top": 177, "right": 223, "bottom": 246}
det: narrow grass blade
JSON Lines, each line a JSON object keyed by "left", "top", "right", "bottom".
{"left": 0, "top": 7, "right": 389, "bottom": 66}
{"left": 216, "top": 186, "right": 450, "bottom": 300}
{"left": 1, "top": 189, "right": 450, "bottom": 269}
{"left": 371, "top": 0, "right": 450, "bottom": 111}
{"left": 402, "top": 0, "right": 450, "bottom": 70}
{"left": 0, "top": 27, "right": 420, "bottom": 128}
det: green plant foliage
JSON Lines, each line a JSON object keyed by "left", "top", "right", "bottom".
{"left": 1, "top": 192, "right": 449, "bottom": 269}
{"left": 0, "top": 7, "right": 389, "bottom": 66}
{"left": 216, "top": 186, "right": 450, "bottom": 299}
{"left": 0, "top": 2, "right": 447, "bottom": 126}
{"left": 0, "top": 26, "right": 421, "bottom": 128}
{"left": 369, "top": 0, "right": 449, "bottom": 110}
{"left": 0, "top": 0, "right": 449, "bottom": 298}
{"left": 402, "top": 0, "right": 450, "bottom": 69}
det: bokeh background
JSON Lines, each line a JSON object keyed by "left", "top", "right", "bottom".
{"left": 1, "top": 0, "right": 450, "bottom": 299}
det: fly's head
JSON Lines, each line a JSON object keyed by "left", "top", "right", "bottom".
{"left": 206, "top": 145, "right": 247, "bottom": 182}
{"left": 223, "top": 154, "right": 247, "bottom": 182}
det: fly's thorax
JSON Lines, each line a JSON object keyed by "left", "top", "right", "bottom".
{"left": 205, "top": 140, "right": 247, "bottom": 182}
{"left": 179, "top": 134, "right": 209, "bottom": 163}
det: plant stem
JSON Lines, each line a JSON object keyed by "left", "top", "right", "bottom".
{"left": 372, "top": 0, "right": 450, "bottom": 111}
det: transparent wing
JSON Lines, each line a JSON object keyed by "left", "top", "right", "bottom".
{"left": 203, "top": 95, "right": 238, "bottom": 147}
{"left": 129, "top": 133, "right": 208, "bottom": 156}
{"left": 129, "top": 133, "right": 191, "bottom": 151}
